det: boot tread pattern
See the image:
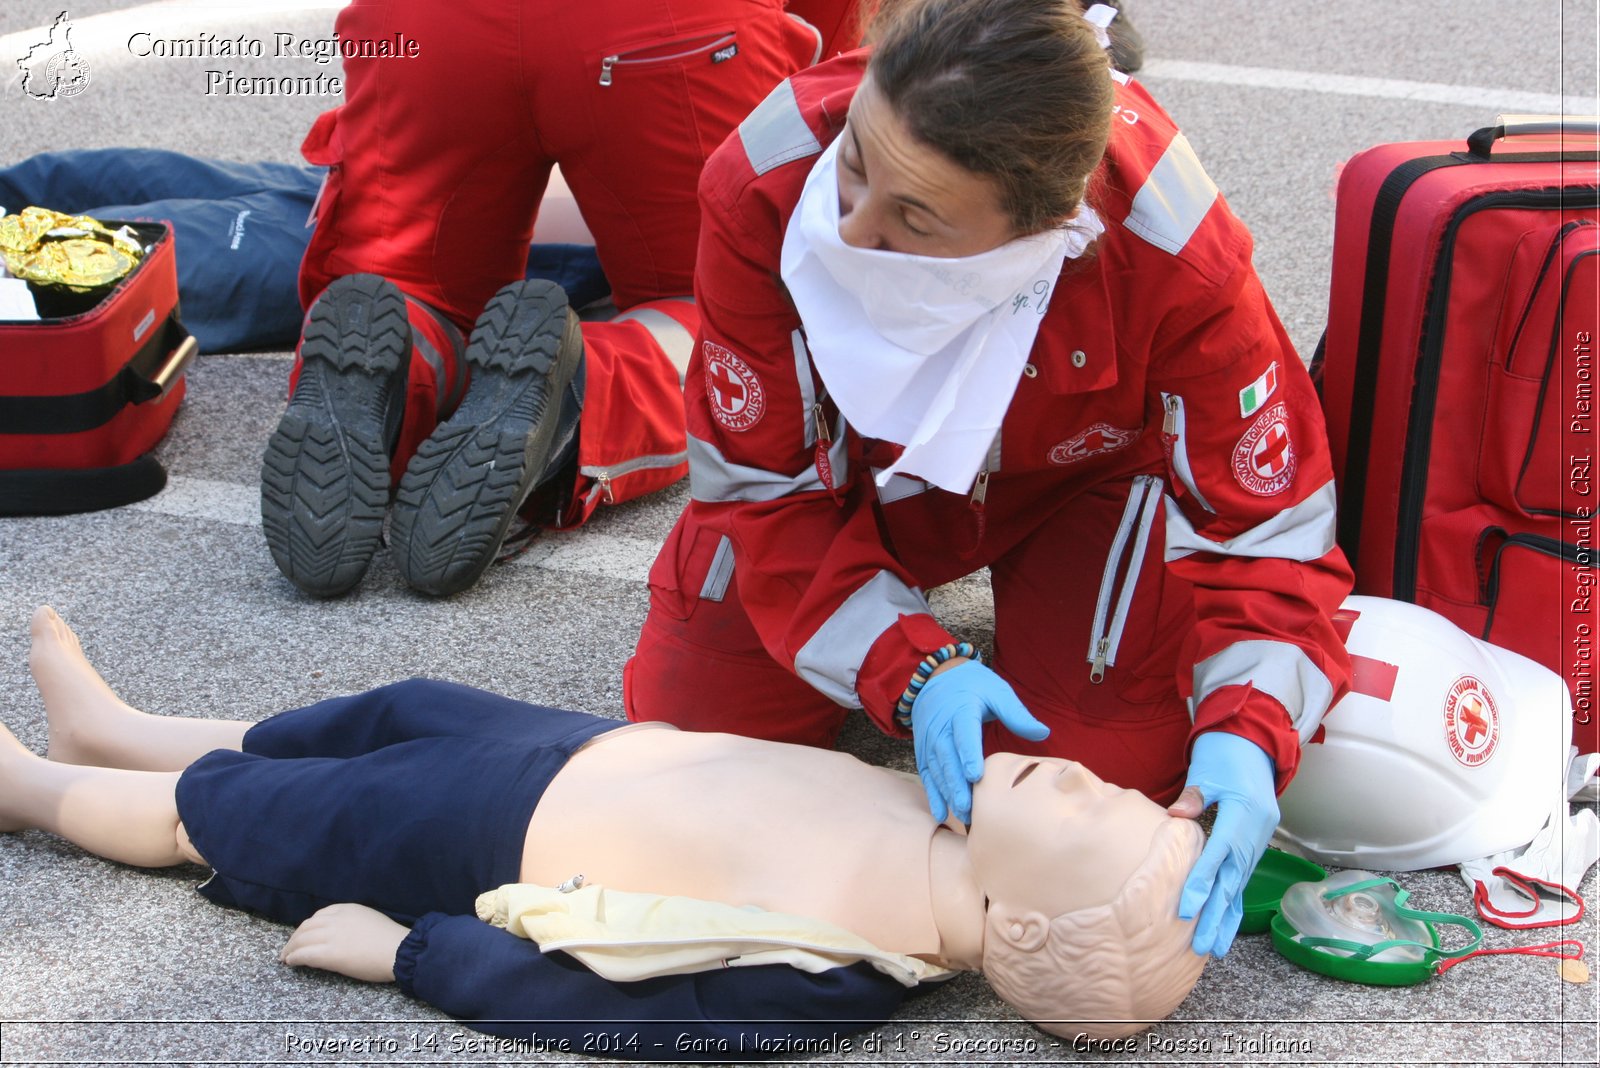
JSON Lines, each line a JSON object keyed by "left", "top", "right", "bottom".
{"left": 391, "top": 279, "right": 580, "bottom": 597}
{"left": 260, "top": 274, "right": 409, "bottom": 598}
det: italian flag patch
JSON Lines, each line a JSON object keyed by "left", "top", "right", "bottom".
{"left": 1238, "top": 362, "right": 1279, "bottom": 418}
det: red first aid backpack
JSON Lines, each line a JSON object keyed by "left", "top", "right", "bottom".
{"left": 1319, "top": 118, "right": 1600, "bottom": 753}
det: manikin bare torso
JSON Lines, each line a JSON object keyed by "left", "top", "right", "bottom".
{"left": 521, "top": 724, "right": 982, "bottom": 967}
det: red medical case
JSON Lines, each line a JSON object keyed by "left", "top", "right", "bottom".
{"left": 1319, "top": 118, "right": 1600, "bottom": 752}
{"left": 0, "top": 220, "right": 196, "bottom": 516}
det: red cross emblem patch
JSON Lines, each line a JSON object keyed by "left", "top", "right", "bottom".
{"left": 701, "top": 341, "right": 765, "bottom": 432}
{"left": 1231, "top": 402, "right": 1296, "bottom": 496}
{"left": 1444, "top": 674, "right": 1500, "bottom": 767}
{"left": 1049, "top": 423, "right": 1139, "bottom": 466}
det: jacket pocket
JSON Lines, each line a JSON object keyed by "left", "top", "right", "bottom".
{"left": 646, "top": 516, "right": 735, "bottom": 622}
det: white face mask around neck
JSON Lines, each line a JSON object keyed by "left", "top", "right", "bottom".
{"left": 778, "top": 137, "right": 1102, "bottom": 493}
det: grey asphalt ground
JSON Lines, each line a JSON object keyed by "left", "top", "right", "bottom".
{"left": 2, "top": 1, "right": 1598, "bottom": 1065}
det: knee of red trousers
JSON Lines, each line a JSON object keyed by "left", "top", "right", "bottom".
{"left": 625, "top": 595, "right": 848, "bottom": 749}
{"left": 983, "top": 683, "right": 1193, "bottom": 806}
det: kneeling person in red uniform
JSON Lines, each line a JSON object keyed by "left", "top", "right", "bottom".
{"left": 261, "top": 0, "right": 830, "bottom": 598}
{"left": 628, "top": 0, "right": 1354, "bottom": 960}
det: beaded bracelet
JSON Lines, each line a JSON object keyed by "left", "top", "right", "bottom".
{"left": 894, "top": 642, "right": 980, "bottom": 727}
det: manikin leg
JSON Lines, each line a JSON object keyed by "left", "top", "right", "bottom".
{"left": 0, "top": 606, "right": 243, "bottom": 865}
{"left": 0, "top": 724, "right": 189, "bottom": 866}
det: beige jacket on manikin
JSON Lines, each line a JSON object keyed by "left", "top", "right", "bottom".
{"left": 475, "top": 882, "right": 954, "bottom": 987}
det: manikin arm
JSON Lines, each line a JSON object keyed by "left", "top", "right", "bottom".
{"left": 281, "top": 905, "right": 908, "bottom": 1058}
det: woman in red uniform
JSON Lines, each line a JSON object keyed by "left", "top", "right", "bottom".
{"left": 628, "top": 0, "right": 1353, "bottom": 959}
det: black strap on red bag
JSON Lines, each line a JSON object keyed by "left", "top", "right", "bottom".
{"left": 0, "top": 310, "right": 194, "bottom": 516}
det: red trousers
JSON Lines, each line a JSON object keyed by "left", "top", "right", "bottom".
{"left": 626, "top": 477, "right": 1198, "bottom": 804}
{"left": 295, "top": 0, "right": 824, "bottom": 516}
{"left": 786, "top": 0, "right": 868, "bottom": 57}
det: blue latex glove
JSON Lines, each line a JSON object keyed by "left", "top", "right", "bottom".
{"left": 910, "top": 660, "right": 1050, "bottom": 824}
{"left": 1168, "top": 731, "right": 1278, "bottom": 958}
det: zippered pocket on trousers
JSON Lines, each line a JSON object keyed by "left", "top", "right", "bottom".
{"left": 598, "top": 29, "right": 738, "bottom": 86}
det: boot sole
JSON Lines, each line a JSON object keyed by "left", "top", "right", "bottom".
{"left": 390, "top": 280, "right": 580, "bottom": 597}
{"left": 260, "top": 274, "right": 409, "bottom": 597}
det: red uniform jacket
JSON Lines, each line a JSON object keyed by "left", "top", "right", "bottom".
{"left": 673, "top": 51, "right": 1352, "bottom": 788}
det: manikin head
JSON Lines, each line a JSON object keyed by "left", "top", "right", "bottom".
{"left": 968, "top": 752, "right": 1207, "bottom": 1040}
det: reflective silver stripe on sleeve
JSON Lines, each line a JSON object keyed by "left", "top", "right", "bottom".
{"left": 614, "top": 301, "right": 696, "bottom": 382}
{"left": 698, "top": 534, "right": 736, "bottom": 602}
{"left": 793, "top": 329, "right": 817, "bottom": 448}
{"left": 739, "top": 80, "right": 822, "bottom": 175}
{"left": 688, "top": 431, "right": 847, "bottom": 503}
{"left": 1125, "top": 134, "right": 1219, "bottom": 255}
{"left": 1189, "top": 639, "right": 1335, "bottom": 743}
{"left": 1165, "top": 480, "right": 1339, "bottom": 563}
{"left": 794, "top": 570, "right": 933, "bottom": 708}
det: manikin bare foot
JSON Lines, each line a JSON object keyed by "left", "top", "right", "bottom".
{"left": 29, "top": 606, "right": 247, "bottom": 772}
{"left": 29, "top": 605, "right": 141, "bottom": 767}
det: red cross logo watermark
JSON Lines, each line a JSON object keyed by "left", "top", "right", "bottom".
{"left": 1048, "top": 423, "right": 1139, "bottom": 466}
{"left": 701, "top": 341, "right": 765, "bottom": 432}
{"left": 1231, "top": 402, "right": 1297, "bottom": 495}
{"left": 1444, "top": 675, "right": 1500, "bottom": 767}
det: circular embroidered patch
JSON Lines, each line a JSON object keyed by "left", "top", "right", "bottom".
{"left": 702, "top": 341, "right": 765, "bottom": 432}
{"left": 1048, "top": 423, "right": 1139, "bottom": 466}
{"left": 1443, "top": 674, "right": 1500, "bottom": 768}
{"left": 1231, "top": 402, "right": 1296, "bottom": 496}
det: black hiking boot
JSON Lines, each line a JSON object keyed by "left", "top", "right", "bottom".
{"left": 260, "top": 274, "right": 410, "bottom": 598}
{"left": 389, "top": 279, "right": 582, "bottom": 597}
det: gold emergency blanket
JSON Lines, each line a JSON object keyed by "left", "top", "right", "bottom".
{"left": 0, "top": 206, "right": 144, "bottom": 292}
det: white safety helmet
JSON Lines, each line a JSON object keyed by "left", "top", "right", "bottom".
{"left": 1274, "top": 596, "right": 1572, "bottom": 871}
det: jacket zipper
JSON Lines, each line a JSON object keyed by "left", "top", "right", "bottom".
{"left": 600, "top": 31, "right": 736, "bottom": 86}
{"left": 962, "top": 436, "right": 1003, "bottom": 556}
{"left": 812, "top": 402, "right": 844, "bottom": 504}
{"left": 1087, "top": 475, "right": 1164, "bottom": 682}
{"left": 1159, "top": 392, "right": 1214, "bottom": 513}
